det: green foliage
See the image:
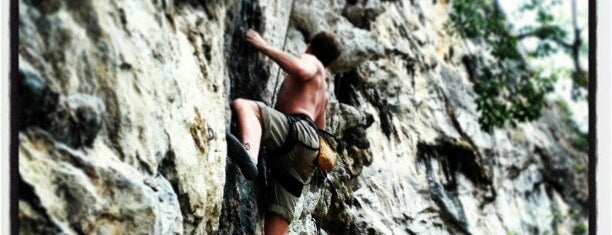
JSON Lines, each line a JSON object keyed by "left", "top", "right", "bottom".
{"left": 571, "top": 128, "right": 588, "bottom": 152}
{"left": 579, "top": 42, "right": 588, "bottom": 55}
{"left": 521, "top": 0, "right": 589, "bottom": 101}
{"left": 448, "top": 0, "right": 564, "bottom": 132}
{"left": 572, "top": 163, "right": 586, "bottom": 173}
{"left": 556, "top": 99, "right": 588, "bottom": 152}
{"left": 571, "top": 72, "right": 588, "bottom": 100}
{"left": 573, "top": 222, "right": 588, "bottom": 235}
{"left": 519, "top": 1, "right": 568, "bottom": 59}
{"left": 573, "top": 70, "right": 588, "bottom": 88}
{"left": 556, "top": 99, "right": 571, "bottom": 117}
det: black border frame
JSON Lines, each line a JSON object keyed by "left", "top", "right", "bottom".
{"left": 588, "top": 0, "right": 597, "bottom": 233}
{"left": 10, "top": 0, "right": 18, "bottom": 234}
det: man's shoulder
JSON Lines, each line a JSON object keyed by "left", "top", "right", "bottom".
{"left": 297, "top": 54, "right": 324, "bottom": 77}
{"left": 301, "top": 54, "right": 324, "bottom": 66}
{"left": 300, "top": 53, "right": 317, "bottom": 61}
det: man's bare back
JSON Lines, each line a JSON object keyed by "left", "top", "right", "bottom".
{"left": 274, "top": 55, "right": 328, "bottom": 129}
{"left": 245, "top": 29, "right": 329, "bottom": 129}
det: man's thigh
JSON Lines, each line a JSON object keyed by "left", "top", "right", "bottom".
{"left": 255, "top": 102, "right": 289, "bottom": 149}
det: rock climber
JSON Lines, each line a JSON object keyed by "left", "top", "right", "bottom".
{"left": 226, "top": 29, "right": 341, "bottom": 234}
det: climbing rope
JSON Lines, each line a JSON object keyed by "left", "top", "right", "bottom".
{"left": 270, "top": 0, "right": 296, "bottom": 106}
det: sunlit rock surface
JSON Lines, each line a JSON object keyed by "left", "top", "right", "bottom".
{"left": 18, "top": 0, "right": 587, "bottom": 234}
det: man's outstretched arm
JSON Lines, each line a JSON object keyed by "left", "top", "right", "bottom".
{"left": 246, "top": 29, "right": 318, "bottom": 80}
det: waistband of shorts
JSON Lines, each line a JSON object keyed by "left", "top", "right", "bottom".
{"left": 287, "top": 113, "right": 316, "bottom": 127}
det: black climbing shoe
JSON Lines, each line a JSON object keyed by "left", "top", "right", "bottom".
{"left": 226, "top": 131, "right": 258, "bottom": 180}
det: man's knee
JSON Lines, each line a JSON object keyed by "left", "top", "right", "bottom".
{"left": 232, "top": 98, "right": 247, "bottom": 109}
{"left": 232, "top": 98, "right": 262, "bottom": 119}
{"left": 232, "top": 98, "right": 255, "bottom": 112}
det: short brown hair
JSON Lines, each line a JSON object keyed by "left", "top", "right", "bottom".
{"left": 309, "top": 31, "right": 341, "bottom": 67}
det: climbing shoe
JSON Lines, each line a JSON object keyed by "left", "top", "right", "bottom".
{"left": 226, "top": 131, "right": 258, "bottom": 180}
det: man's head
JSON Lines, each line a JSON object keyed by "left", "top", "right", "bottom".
{"left": 307, "top": 31, "right": 341, "bottom": 67}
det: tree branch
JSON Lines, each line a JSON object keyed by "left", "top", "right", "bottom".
{"left": 514, "top": 30, "right": 573, "bottom": 48}
{"left": 570, "top": 0, "right": 583, "bottom": 77}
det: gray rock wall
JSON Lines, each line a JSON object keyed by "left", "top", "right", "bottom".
{"left": 18, "top": 0, "right": 587, "bottom": 234}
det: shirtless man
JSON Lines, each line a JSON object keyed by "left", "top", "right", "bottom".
{"left": 226, "top": 29, "right": 341, "bottom": 234}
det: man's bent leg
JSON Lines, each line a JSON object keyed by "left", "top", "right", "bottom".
{"left": 265, "top": 214, "right": 289, "bottom": 235}
{"left": 231, "top": 98, "right": 263, "bottom": 164}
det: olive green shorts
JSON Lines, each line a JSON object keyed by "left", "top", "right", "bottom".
{"left": 256, "top": 102, "right": 319, "bottom": 223}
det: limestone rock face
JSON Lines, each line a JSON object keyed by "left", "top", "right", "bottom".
{"left": 18, "top": 0, "right": 587, "bottom": 234}
{"left": 19, "top": 0, "right": 227, "bottom": 233}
